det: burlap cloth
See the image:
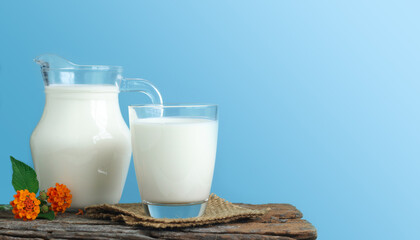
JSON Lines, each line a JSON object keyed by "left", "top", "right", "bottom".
{"left": 84, "top": 194, "right": 266, "bottom": 228}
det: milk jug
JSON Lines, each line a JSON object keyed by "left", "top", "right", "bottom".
{"left": 30, "top": 54, "right": 162, "bottom": 208}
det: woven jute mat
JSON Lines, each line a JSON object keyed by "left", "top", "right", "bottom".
{"left": 85, "top": 194, "right": 266, "bottom": 228}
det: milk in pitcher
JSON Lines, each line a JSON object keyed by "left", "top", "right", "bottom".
{"left": 30, "top": 85, "right": 132, "bottom": 208}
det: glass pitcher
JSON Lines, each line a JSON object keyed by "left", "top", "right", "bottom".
{"left": 30, "top": 54, "right": 162, "bottom": 209}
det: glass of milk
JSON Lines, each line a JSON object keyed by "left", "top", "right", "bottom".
{"left": 129, "top": 104, "right": 218, "bottom": 218}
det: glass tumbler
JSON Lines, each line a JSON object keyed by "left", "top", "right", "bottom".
{"left": 129, "top": 104, "right": 218, "bottom": 218}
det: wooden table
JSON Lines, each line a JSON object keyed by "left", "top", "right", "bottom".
{"left": 0, "top": 203, "right": 317, "bottom": 239}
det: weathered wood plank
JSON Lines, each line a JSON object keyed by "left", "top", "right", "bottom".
{"left": 145, "top": 231, "right": 296, "bottom": 240}
{"left": 1, "top": 236, "right": 43, "bottom": 240}
{"left": 181, "top": 220, "right": 316, "bottom": 240}
{"left": 236, "top": 204, "right": 303, "bottom": 220}
{"left": 0, "top": 203, "right": 317, "bottom": 240}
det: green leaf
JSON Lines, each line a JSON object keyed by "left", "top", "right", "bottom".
{"left": 10, "top": 156, "right": 39, "bottom": 193}
{"left": 37, "top": 211, "right": 55, "bottom": 220}
{"left": 0, "top": 204, "right": 12, "bottom": 211}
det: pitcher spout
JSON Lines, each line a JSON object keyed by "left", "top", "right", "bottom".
{"left": 34, "top": 54, "right": 76, "bottom": 70}
{"left": 34, "top": 54, "right": 123, "bottom": 86}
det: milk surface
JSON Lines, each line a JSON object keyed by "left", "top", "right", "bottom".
{"left": 30, "top": 85, "right": 132, "bottom": 208}
{"left": 131, "top": 117, "right": 218, "bottom": 204}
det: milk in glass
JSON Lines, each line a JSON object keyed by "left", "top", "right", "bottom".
{"left": 131, "top": 117, "right": 218, "bottom": 204}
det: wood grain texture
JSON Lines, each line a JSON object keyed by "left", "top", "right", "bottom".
{"left": 0, "top": 203, "right": 317, "bottom": 240}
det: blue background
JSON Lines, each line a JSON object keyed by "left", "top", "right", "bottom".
{"left": 1, "top": 1, "right": 419, "bottom": 239}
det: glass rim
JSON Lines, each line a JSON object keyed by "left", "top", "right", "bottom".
{"left": 129, "top": 104, "right": 217, "bottom": 108}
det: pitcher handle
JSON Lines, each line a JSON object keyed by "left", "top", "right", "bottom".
{"left": 120, "top": 78, "right": 163, "bottom": 105}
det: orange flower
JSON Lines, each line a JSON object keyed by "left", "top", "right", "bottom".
{"left": 47, "top": 183, "right": 72, "bottom": 213}
{"left": 10, "top": 189, "right": 41, "bottom": 221}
